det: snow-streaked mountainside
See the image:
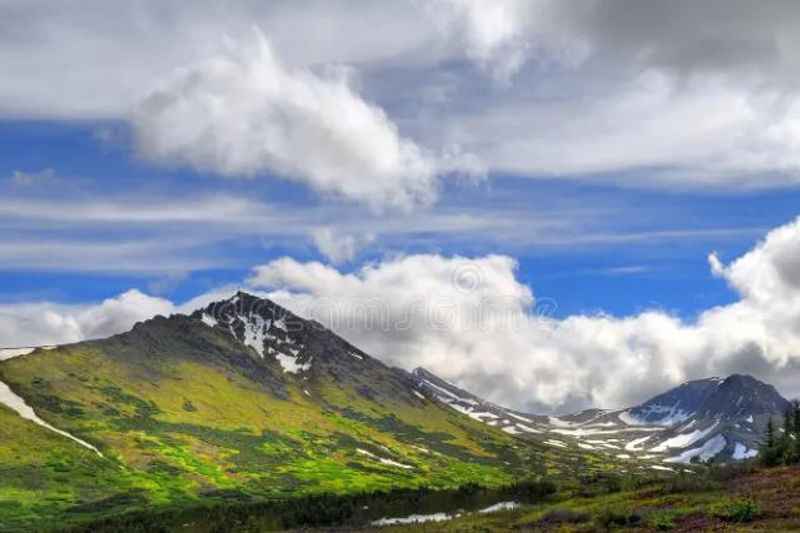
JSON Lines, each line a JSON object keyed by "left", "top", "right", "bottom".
{"left": 413, "top": 368, "right": 789, "bottom": 466}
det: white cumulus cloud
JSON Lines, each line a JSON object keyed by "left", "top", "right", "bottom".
{"left": 245, "top": 217, "right": 800, "bottom": 412}
{"left": 132, "top": 30, "right": 481, "bottom": 211}
{"left": 0, "top": 290, "right": 174, "bottom": 347}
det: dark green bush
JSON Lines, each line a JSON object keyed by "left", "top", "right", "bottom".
{"left": 660, "top": 474, "right": 720, "bottom": 494}
{"left": 537, "top": 508, "right": 590, "bottom": 525}
{"left": 648, "top": 510, "right": 676, "bottom": 530}
{"left": 577, "top": 472, "right": 624, "bottom": 497}
{"left": 710, "top": 498, "right": 760, "bottom": 523}
{"left": 596, "top": 506, "right": 642, "bottom": 530}
{"left": 706, "top": 461, "right": 757, "bottom": 482}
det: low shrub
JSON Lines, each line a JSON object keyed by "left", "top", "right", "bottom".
{"left": 648, "top": 510, "right": 677, "bottom": 530}
{"left": 502, "top": 479, "right": 558, "bottom": 502}
{"left": 577, "top": 473, "right": 624, "bottom": 497}
{"left": 709, "top": 497, "right": 760, "bottom": 523}
{"left": 596, "top": 506, "right": 642, "bottom": 530}
{"left": 660, "top": 474, "right": 720, "bottom": 494}
{"left": 706, "top": 462, "right": 758, "bottom": 482}
{"left": 537, "top": 508, "right": 590, "bottom": 525}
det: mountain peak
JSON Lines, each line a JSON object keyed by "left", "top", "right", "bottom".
{"left": 186, "top": 291, "right": 395, "bottom": 383}
{"left": 696, "top": 373, "right": 789, "bottom": 419}
{"left": 722, "top": 373, "right": 763, "bottom": 386}
{"left": 189, "top": 292, "right": 316, "bottom": 372}
{"left": 628, "top": 377, "right": 721, "bottom": 425}
{"left": 411, "top": 367, "right": 436, "bottom": 379}
{"left": 208, "top": 290, "right": 288, "bottom": 314}
{"left": 411, "top": 367, "right": 479, "bottom": 401}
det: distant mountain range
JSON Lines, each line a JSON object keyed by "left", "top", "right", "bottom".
{"left": 413, "top": 366, "right": 789, "bottom": 465}
{"left": 0, "top": 291, "right": 787, "bottom": 530}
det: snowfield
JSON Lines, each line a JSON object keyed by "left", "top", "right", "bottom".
{"left": 664, "top": 434, "right": 726, "bottom": 464}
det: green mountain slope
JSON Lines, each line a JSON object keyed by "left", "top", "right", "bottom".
{"left": 0, "top": 292, "right": 620, "bottom": 531}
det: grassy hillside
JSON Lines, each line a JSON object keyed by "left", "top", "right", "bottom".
{"left": 0, "top": 312, "right": 627, "bottom": 531}
{"left": 0, "top": 403, "right": 132, "bottom": 532}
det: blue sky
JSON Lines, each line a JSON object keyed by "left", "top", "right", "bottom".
{"left": 0, "top": 119, "right": 790, "bottom": 318}
{"left": 5, "top": 0, "right": 800, "bottom": 411}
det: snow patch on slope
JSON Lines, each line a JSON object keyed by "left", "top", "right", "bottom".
{"left": 548, "top": 416, "right": 579, "bottom": 428}
{"left": 356, "top": 448, "right": 414, "bottom": 469}
{"left": 625, "top": 436, "right": 652, "bottom": 452}
{"left": 200, "top": 313, "right": 218, "bottom": 328}
{"left": 651, "top": 422, "right": 719, "bottom": 452}
{"left": 378, "top": 457, "right": 414, "bottom": 469}
{"left": 0, "top": 345, "right": 101, "bottom": 455}
{"left": 0, "top": 348, "right": 36, "bottom": 361}
{"left": 733, "top": 442, "right": 759, "bottom": 460}
{"left": 664, "top": 434, "right": 726, "bottom": 464}
{"left": 0, "top": 381, "right": 102, "bottom": 456}
{"left": 240, "top": 314, "right": 269, "bottom": 357}
{"left": 506, "top": 412, "right": 533, "bottom": 424}
{"left": 275, "top": 353, "right": 311, "bottom": 374}
{"left": 550, "top": 427, "right": 620, "bottom": 437}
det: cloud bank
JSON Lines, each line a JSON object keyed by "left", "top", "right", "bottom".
{"left": 247, "top": 217, "right": 800, "bottom": 413}
{"left": 6, "top": 217, "right": 800, "bottom": 414}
